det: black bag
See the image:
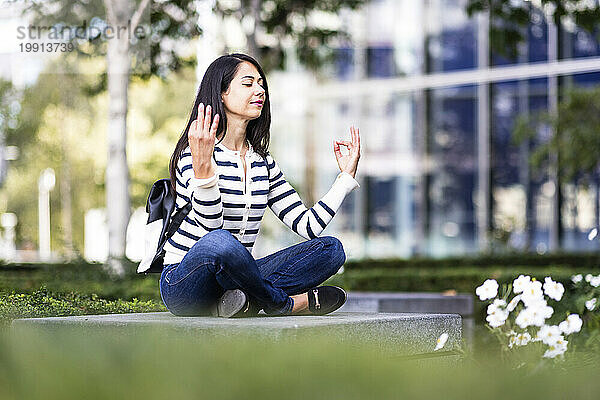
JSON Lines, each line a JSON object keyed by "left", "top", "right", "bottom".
{"left": 137, "top": 179, "right": 191, "bottom": 274}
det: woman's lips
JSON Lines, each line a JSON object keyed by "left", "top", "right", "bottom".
{"left": 251, "top": 101, "right": 263, "bottom": 107}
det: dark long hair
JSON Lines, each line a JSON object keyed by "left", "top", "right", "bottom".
{"left": 169, "top": 53, "right": 271, "bottom": 192}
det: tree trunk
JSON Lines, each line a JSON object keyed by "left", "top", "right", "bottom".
{"left": 246, "top": 0, "right": 261, "bottom": 58}
{"left": 104, "top": 0, "right": 133, "bottom": 276}
{"left": 60, "top": 134, "right": 74, "bottom": 259}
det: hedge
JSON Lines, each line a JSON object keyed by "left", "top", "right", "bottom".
{"left": 1, "top": 253, "right": 599, "bottom": 305}
{"left": 343, "top": 252, "right": 600, "bottom": 270}
{"left": 0, "top": 259, "right": 161, "bottom": 302}
{"left": 0, "top": 286, "right": 166, "bottom": 330}
{"left": 325, "top": 265, "right": 600, "bottom": 321}
{"left": 328, "top": 265, "right": 600, "bottom": 293}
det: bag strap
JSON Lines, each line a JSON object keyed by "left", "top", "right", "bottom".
{"left": 159, "top": 150, "right": 218, "bottom": 247}
{"left": 161, "top": 201, "right": 191, "bottom": 246}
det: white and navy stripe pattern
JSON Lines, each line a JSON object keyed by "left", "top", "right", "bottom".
{"left": 163, "top": 141, "right": 360, "bottom": 265}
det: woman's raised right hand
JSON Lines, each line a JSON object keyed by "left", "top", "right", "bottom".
{"left": 189, "top": 102, "right": 220, "bottom": 179}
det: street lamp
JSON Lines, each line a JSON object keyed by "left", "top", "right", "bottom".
{"left": 1, "top": 212, "right": 17, "bottom": 261}
{"left": 38, "top": 168, "right": 55, "bottom": 261}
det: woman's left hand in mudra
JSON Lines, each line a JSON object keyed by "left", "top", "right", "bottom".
{"left": 333, "top": 126, "right": 361, "bottom": 179}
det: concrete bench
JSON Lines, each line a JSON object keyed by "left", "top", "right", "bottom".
{"left": 12, "top": 311, "right": 461, "bottom": 360}
{"left": 338, "top": 292, "right": 473, "bottom": 316}
{"left": 337, "top": 292, "right": 475, "bottom": 346}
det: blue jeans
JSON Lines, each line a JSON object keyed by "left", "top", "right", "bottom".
{"left": 159, "top": 229, "right": 346, "bottom": 316}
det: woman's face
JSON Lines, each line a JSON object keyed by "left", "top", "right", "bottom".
{"left": 221, "top": 61, "right": 266, "bottom": 121}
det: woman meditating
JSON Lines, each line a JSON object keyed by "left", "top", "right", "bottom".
{"left": 160, "top": 53, "right": 361, "bottom": 317}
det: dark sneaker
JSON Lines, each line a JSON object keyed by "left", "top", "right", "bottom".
{"left": 213, "top": 289, "right": 249, "bottom": 318}
{"left": 306, "top": 286, "right": 347, "bottom": 315}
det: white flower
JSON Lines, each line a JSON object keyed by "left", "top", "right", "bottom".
{"left": 516, "top": 299, "right": 553, "bottom": 328}
{"left": 543, "top": 277, "right": 564, "bottom": 301}
{"left": 590, "top": 276, "right": 600, "bottom": 288}
{"left": 585, "top": 298, "right": 597, "bottom": 311}
{"left": 537, "top": 325, "right": 562, "bottom": 345}
{"left": 434, "top": 333, "right": 448, "bottom": 351}
{"left": 486, "top": 299, "right": 509, "bottom": 328}
{"left": 514, "top": 331, "right": 531, "bottom": 346}
{"left": 559, "top": 314, "right": 583, "bottom": 335}
{"left": 555, "top": 336, "right": 568, "bottom": 351}
{"left": 513, "top": 275, "right": 531, "bottom": 294}
{"left": 476, "top": 279, "right": 499, "bottom": 301}
{"left": 585, "top": 274, "right": 593, "bottom": 283}
{"left": 487, "top": 299, "right": 507, "bottom": 315}
{"left": 506, "top": 295, "right": 521, "bottom": 312}
{"left": 535, "top": 299, "right": 554, "bottom": 318}
{"left": 543, "top": 337, "right": 568, "bottom": 359}
{"left": 530, "top": 303, "right": 553, "bottom": 327}
{"left": 515, "top": 308, "right": 534, "bottom": 329}
{"left": 543, "top": 346, "right": 564, "bottom": 358}
{"left": 486, "top": 309, "right": 509, "bottom": 328}
{"left": 571, "top": 274, "right": 583, "bottom": 284}
{"left": 521, "top": 280, "right": 544, "bottom": 307}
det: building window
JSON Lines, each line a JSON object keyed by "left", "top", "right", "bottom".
{"left": 366, "top": 176, "right": 395, "bottom": 235}
{"left": 367, "top": 46, "right": 396, "bottom": 78}
{"left": 428, "top": 85, "right": 478, "bottom": 254}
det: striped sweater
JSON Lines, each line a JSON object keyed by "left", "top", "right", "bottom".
{"left": 163, "top": 140, "right": 360, "bottom": 265}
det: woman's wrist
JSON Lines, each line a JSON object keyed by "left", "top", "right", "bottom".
{"left": 341, "top": 169, "right": 356, "bottom": 179}
{"left": 193, "top": 161, "right": 214, "bottom": 179}
{"left": 335, "top": 171, "right": 360, "bottom": 193}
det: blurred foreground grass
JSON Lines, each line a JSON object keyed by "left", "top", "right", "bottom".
{"left": 0, "top": 326, "right": 599, "bottom": 400}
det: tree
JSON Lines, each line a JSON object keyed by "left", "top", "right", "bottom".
{"left": 3, "top": 59, "right": 103, "bottom": 256}
{"left": 0, "top": 79, "right": 19, "bottom": 188}
{"left": 102, "top": 0, "right": 150, "bottom": 276}
{"left": 214, "top": 0, "right": 366, "bottom": 71}
{"left": 466, "top": 0, "right": 600, "bottom": 60}
{"left": 3, "top": 56, "right": 198, "bottom": 259}
{"left": 22, "top": 0, "right": 201, "bottom": 276}
{"left": 513, "top": 86, "right": 600, "bottom": 238}
{"left": 513, "top": 86, "right": 600, "bottom": 183}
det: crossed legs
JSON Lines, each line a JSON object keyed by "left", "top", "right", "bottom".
{"left": 159, "top": 229, "right": 346, "bottom": 316}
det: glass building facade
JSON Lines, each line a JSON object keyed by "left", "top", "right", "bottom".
{"left": 296, "top": 0, "right": 600, "bottom": 259}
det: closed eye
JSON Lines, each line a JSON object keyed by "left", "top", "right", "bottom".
{"left": 243, "top": 83, "right": 264, "bottom": 88}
